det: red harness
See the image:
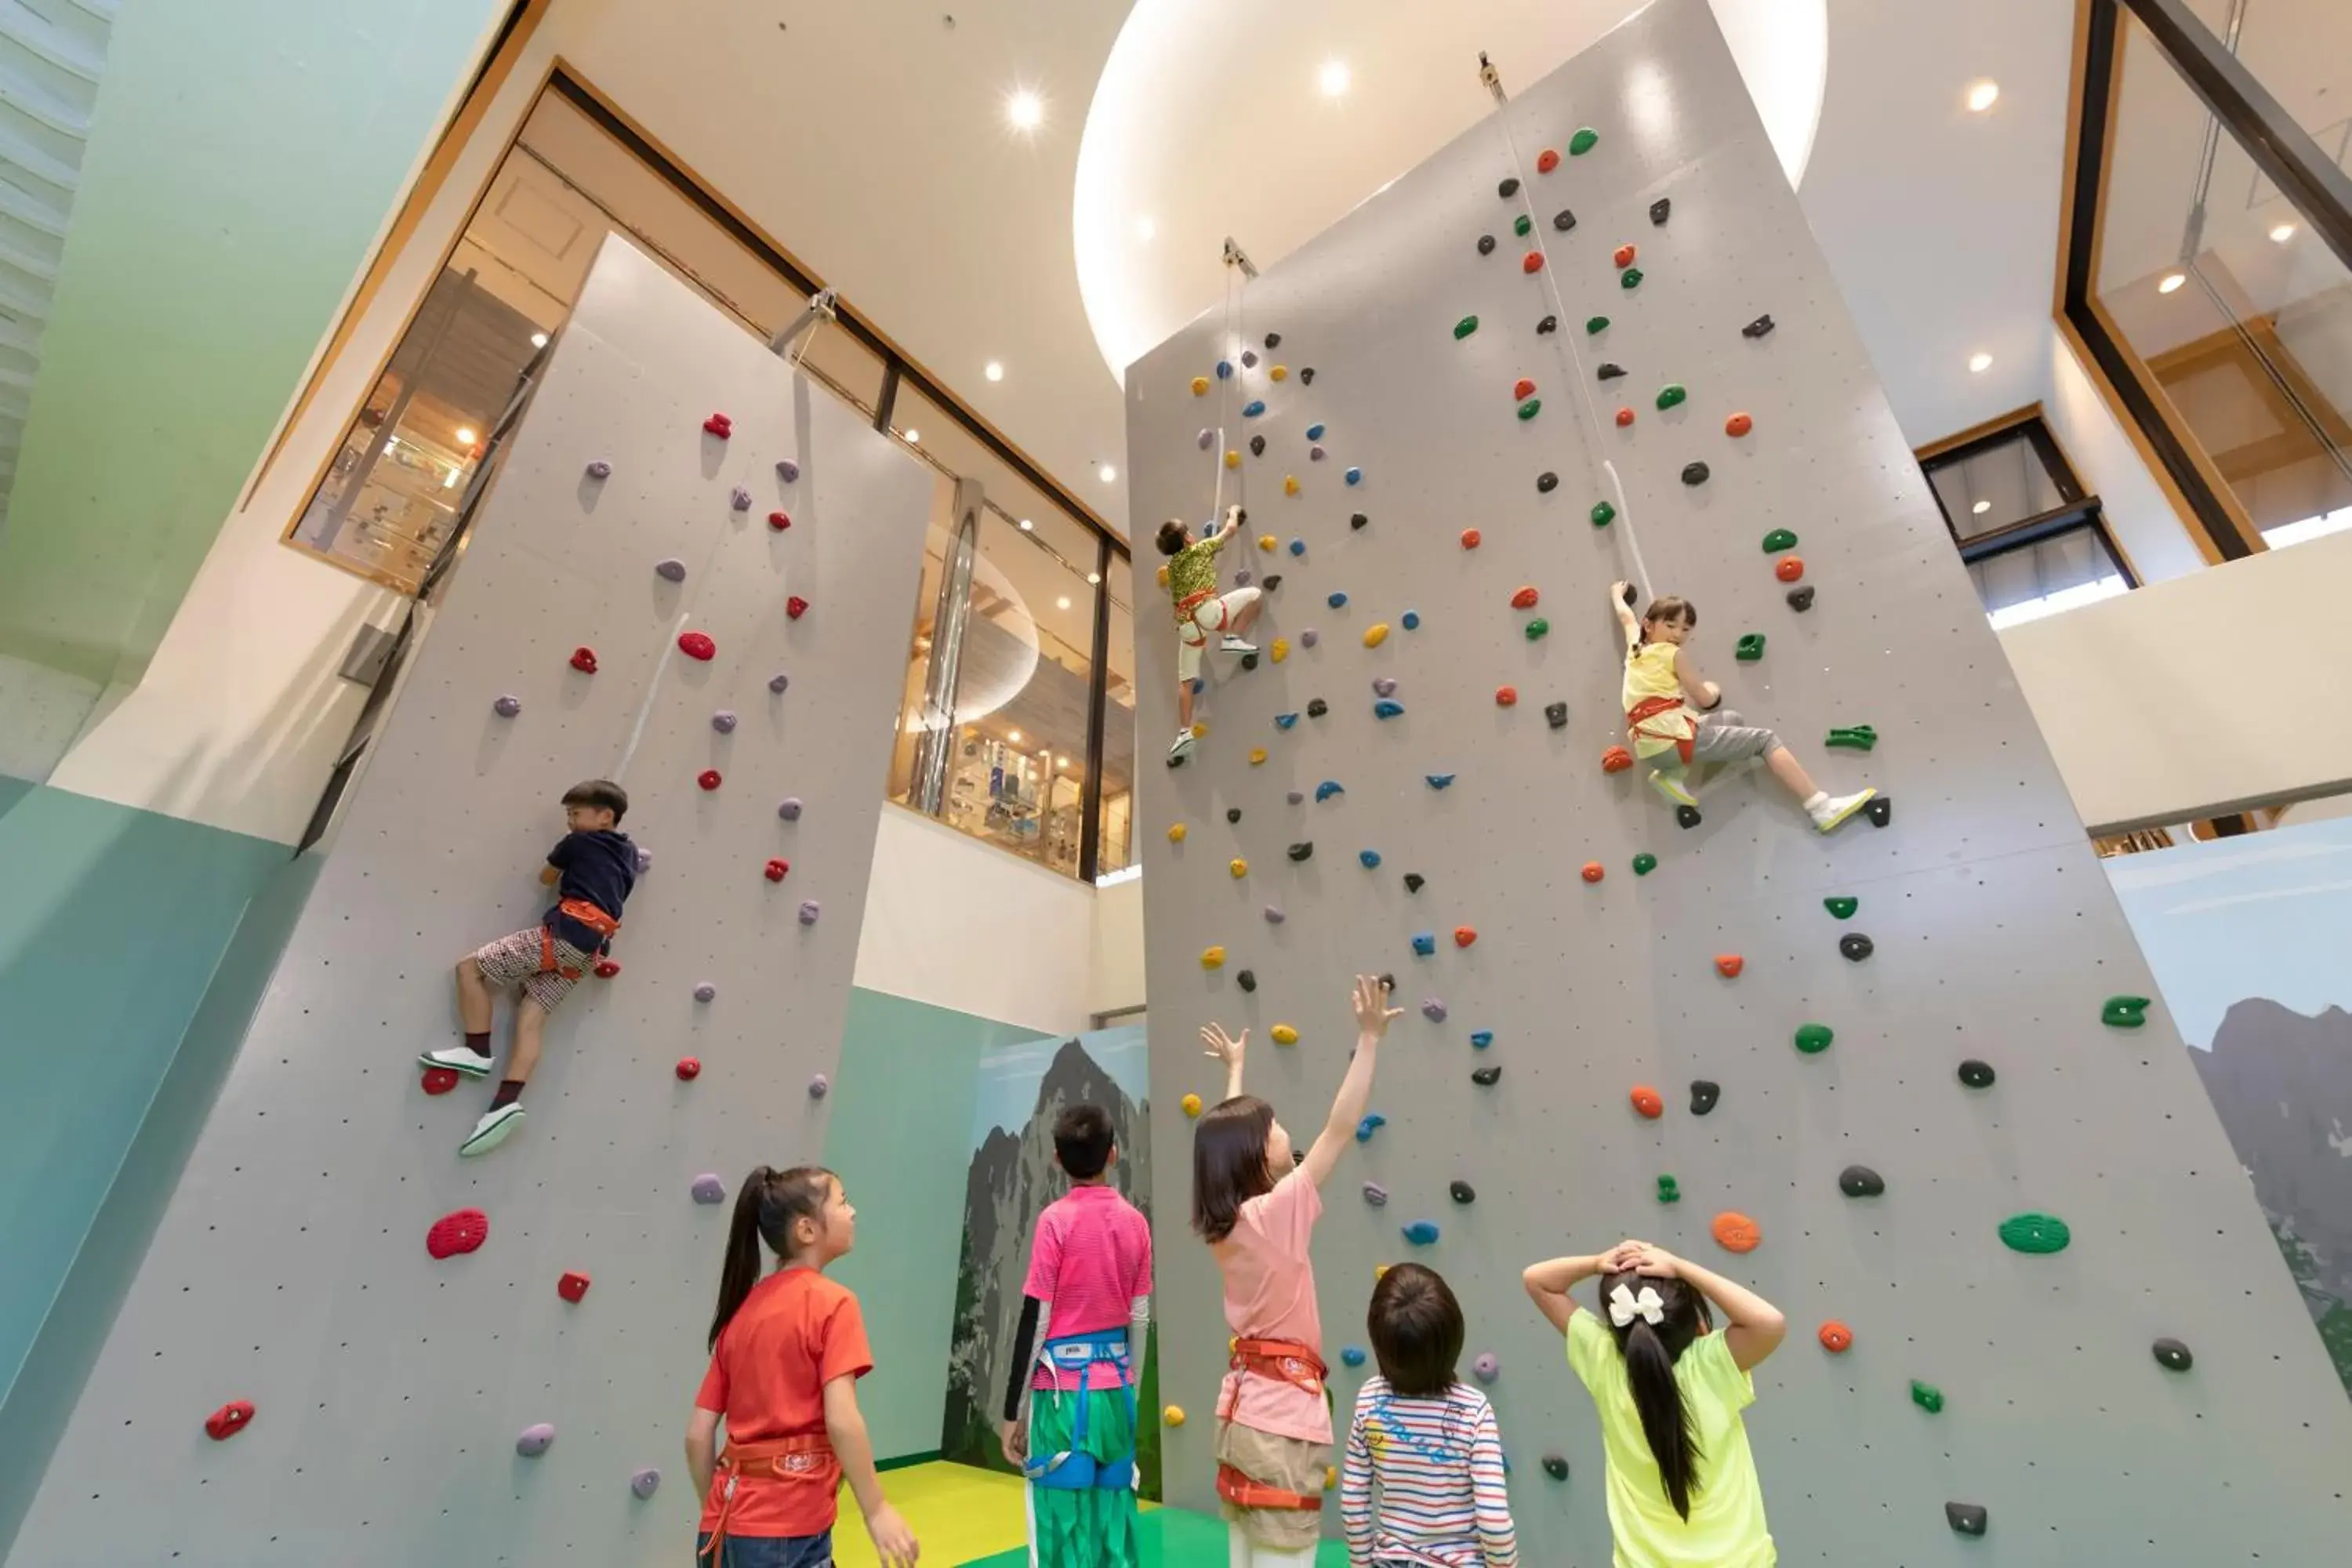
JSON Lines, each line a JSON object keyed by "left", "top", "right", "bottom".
{"left": 1214, "top": 1338, "right": 1329, "bottom": 1512}
{"left": 1175, "top": 586, "right": 1226, "bottom": 646}
{"left": 699, "top": 1433, "right": 832, "bottom": 1565}
{"left": 540, "top": 898, "right": 620, "bottom": 979}
{"left": 1625, "top": 694, "right": 1697, "bottom": 764}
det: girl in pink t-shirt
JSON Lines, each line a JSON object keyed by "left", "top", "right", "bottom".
{"left": 1192, "top": 972, "right": 1399, "bottom": 1565}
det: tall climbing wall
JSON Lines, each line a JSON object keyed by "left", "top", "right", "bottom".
{"left": 1128, "top": 1, "right": 2352, "bottom": 1559}
{"left": 5, "top": 235, "right": 934, "bottom": 1566}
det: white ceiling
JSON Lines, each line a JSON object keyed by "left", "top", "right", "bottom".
{"left": 550, "top": 0, "right": 2106, "bottom": 538}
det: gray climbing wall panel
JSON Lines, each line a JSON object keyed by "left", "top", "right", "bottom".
{"left": 1127, "top": 2, "right": 2352, "bottom": 1561}
{"left": 5, "top": 236, "right": 933, "bottom": 1566}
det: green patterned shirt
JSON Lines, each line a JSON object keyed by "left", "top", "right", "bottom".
{"left": 1165, "top": 533, "right": 1226, "bottom": 625}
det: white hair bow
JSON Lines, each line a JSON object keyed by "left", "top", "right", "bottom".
{"left": 1609, "top": 1282, "right": 1665, "bottom": 1327}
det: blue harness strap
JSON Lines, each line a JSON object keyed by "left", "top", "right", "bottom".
{"left": 1022, "top": 1328, "right": 1137, "bottom": 1492}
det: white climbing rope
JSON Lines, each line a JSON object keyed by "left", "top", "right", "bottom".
{"left": 612, "top": 609, "right": 691, "bottom": 785}
{"left": 1486, "top": 103, "right": 1653, "bottom": 604}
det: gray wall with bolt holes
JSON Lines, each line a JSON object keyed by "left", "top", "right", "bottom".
{"left": 1126, "top": 1, "right": 2352, "bottom": 1559}
{"left": 5, "top": 235, "right": 934, "bottom": 1567}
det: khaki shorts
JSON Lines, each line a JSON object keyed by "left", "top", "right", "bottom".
{"left": 1175, "top": 586, "right": 1261, "bottom": 682}
{"left": 1214, "top": 1420, "right": 1330, "bottom": 1551}
{"left": 474, "top": 927, "right": 590, "bottom": 1013}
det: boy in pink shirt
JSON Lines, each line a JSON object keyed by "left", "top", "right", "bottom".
{"left": 1194, "top": 972, "right": 1400, "bottom": 1566}
{"left": 1000, "top": 1103, "right": 1153, "bottom": 1567}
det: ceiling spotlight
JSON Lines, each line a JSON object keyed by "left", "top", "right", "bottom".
{"left": 904, "top": 428, "right": 921, "bottom": 445}
{"left": 985, "top": 361, "right": 1004, "bottom": 382}
{"left": 530, "top": 332, "right": 549, "bottom": 348}
{"left": 1018, "top": 517, "right": 1034, "bottom": 532}
{"left": 1098, "top": 463, "right": 1117, "bottom": 482}
{"left": 2270, "top": 223, "right": 2297, "bottom": 244}
{"left": 1319, "top": 60, "right": 1351, "bottom": 97}
{"left": 1086, "top": 571, "right": 1102, "bottom": 584}
{"left": 1965, "top": 79, "right": 1999, "bottom": 113}
{"left": 1136, "top": 216, "right": 1156, "bottom": 241}
{"left": 1057, "top": 756, "right": 1072, "bottom": 768}
{"left": 455, "top": 426, "right": 478, "bottom": 445}
{"left": 1971, "top": 499, "right": 1991, "bottom": 515}
{"left": 1007, "top": 89, "right": 1044, "bottom": 131}
{"left": 1968, "top": 352, "right": 1993, "bottom": 374}
{"left": 1007, "top": 729, "right": 1023, "bottom": 743}
{"left": 2158, "top": 272, "right": 2187, "bottom": 294}
{"left": 1056, "top": 595, "right": 1072, "bottom": 610}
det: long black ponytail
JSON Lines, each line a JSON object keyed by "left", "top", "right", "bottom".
{"left": 708, "top": 1164, "right": 836, "bottom": 1349}
{"left": 1602, "top": 1270, "right": 1706, "bottom": 1519}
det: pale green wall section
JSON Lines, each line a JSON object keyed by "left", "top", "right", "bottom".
{"left": 0, "top": 0, "right": 506, "bottom": 682}
{"left": 825, "top": 988, "right": 1051, "bottom": 1461}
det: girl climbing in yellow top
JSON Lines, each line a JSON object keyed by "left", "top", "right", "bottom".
{"left": 1611, "top": 583, "right": 1873, "bottom": 833}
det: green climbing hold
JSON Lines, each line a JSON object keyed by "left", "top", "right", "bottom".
{"left": 1824, "top": 896, "right": 1858, "bottom": 919}
{"left": 1825, "top": 724, "right": 1878, "bottom": 753}
{"left": 1656, "top": 383, "right": 1687, "bottom": 411}
{"left": 1794, "top": 1023, "right": 1834, "bottom": 1055}
{"left": 1517, "top": 398, "right": 1541, "bottom": 421}
{"left": 1513, "top": 213, "right": 1532, "bottom": 238}
{"left": 1590, "top": 501, "right": 1616, "bottom": 528}
{"left": 1569, "top": 127, "right": 1599, "bottom": 155}
{"left": 1998, "top": 1212, "right": 2072, "bottom": 1254}
{"left": 1585, "top": 315, "right": 1610, "bottom": 335}
{"left": 1632, "top": 852, "right": 1657, "bottom": 876}
{"left": 1734, "top": 633, "right": 1765, "bottom": 662}
{"left": 1524, "top": 616, "right": 1550, "bottom": 642}
{"left": 2102, "top": 995, "right": 2151, "bottom": 1029}
{"left": 1656, "top": 1174, "right": 1681, "bottom": 1204}
{"left": 1454, "top": 315, "right": 1480, "bottom": 340}
{"left": 1620, "top": 267, "right": 1644, "bottom": 290}
{"left": 1762, "top": 528, "right": 1798, "bottom": 553}
{"left": 1911, "top": 1381, "right": 1945, "bottom": 1415}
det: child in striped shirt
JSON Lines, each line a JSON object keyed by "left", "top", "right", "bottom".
{"left": 1341, "top": 1264, "right": 1518, "bottom": 1566}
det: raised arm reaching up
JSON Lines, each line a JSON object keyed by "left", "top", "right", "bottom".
{"left": 1297, "top": 975, "right": 1402, "bottom": 1189}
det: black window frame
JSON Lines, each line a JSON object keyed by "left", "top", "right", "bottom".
{"left": 1919, "top": 411, "right": 2141, "bottom": 614}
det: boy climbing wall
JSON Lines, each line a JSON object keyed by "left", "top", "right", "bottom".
{"left": 1158, "top": 504, "right": 1262, "bottom": 764}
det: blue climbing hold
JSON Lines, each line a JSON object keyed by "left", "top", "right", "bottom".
{"left": 1289, "top": 538, "right": 1305, "bottom": 557}
{"left": 1374, "top": 700, "right": 1404, "bottom": 720}
{"left": 1469, "top": 1029, "right": 1494, "bottom": 1049}
{"left": 1274, "top": 713, "right": 1299, "bottom": 730}
{"left": 1345, "top": 466, "right": 1363, "bottom": 486}
{"left": 1328, "top": 590, "right": 1349, "bottom": 608}
{"left": 1426, "top": 774, "right": 1455, "bottom": 789}
{"left": 1411, "top": 932, "right": 1436, "bottom": 956}
{"left": 1355, "top": 1113, "right": 1387, "bottom": 1143}
{"left": 1402, "top": 611, "right": 1421, "bottom": 630}
{"left": 1316, "top": 780, "right": 1345, "bottom": 802}
{"left": 1216, "top": 360, "right": 1233, "bottom": 379}
{"left": 1306, "top": 423, "right": 1327, "bottom": 441}
{"left": 1359, "top": 848, "right": 1382, "bottom": 868}
{"left": 1243, "top": 399, "right": 1266, "bottom": 418}
{"left": 1402, "top": 1221, "right": 1441, "bottom": 1247}
{"left": 1341, "top": 1346, "right": 1367, "bottom": 1368}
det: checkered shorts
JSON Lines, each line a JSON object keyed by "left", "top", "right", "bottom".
{"left": 474, "top": 927, "right": 592, "bottom": 1013}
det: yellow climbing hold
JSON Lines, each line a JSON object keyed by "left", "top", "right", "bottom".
{"left": 1258, "top": 534, "right": 1278, "bottom": 552}
{"left": 1192, "top": 721, "right": 1207, "bottom": 738}
{"left": 1191, "top": 376, "right": 1209, "bottom": 395}
{"left": 1181, "top": 1093, "right": 1203, "bottom": 1117}
{"left": 1167, "top": 823, "right": 1187, "bottom": 843}
{"left": 1229, "top": 858, "right": 1248, "bottom": 878}
{"left": 1271, "top": 1023, "right": 1299, "bottom": 1045}
{"left": 1270, "top": 637, "right": 1290, "bottom": 662}
{"left": 1200, "top": 946, "right": 1225, "bottom": 969}
{"left": 1225, "top": 450, "right": 1240, "bottom": 469}
{"left": 1164, "top": 1405, "right": 1186, "bottom": 1428}
{"left": 1374, "top": 1264, "right": 1392, "bottom": 1280}
{"left": 1363, "top": 622, "right": 1391, "bottom": 648}
{"left": 1272, "top": 365, "right": 1289, "bottom": 382}
{"left": 1156, "top": 564, "right": 1170, "bottom": 588}
{"left": 1325, "top": 1465, "right": 1338, "bottom": 1489}
{"left": 1283, "top": 475, "right": 1301, "bottom": 495}
{"left": 1249, "top": 748, "right": 1267, "bottom": 765}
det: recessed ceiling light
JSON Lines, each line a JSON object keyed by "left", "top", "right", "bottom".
{"left": 2270, "top": 223, "right": 2297, "bottom": 244}
{"left": 1965, "top": 79, "right": 1999, "bottom": 113}
{"left": 1057, "top": 756, "right": 1072, "bottom": 768}
{"left": 1056, "top": 595, "right": 1072, "bottom": 610}
{"left": 1098, "top": 463, "right": 1117, "bottom": 482}
{"left": 1319, "top": 60, "right": 1350, "bottom": 97}
{"left": 455, "top": 426, "right": 477, "bottom": 445}
{"left": 2158, "top": 272, "right": 2187, "bottom": 294}
{"left": 1968, "top": 352, "right": 1993, "bottom": 374}
{"left": 1135, "top": 216, "right": 1156, "bottom": 242}
{"left": 904, "top": 428, "right": 920, "bottom": 445}
{"left": 530, "top": 332, "right": 549, "bottom": 348}
{"left": 985, "top": 361, "right": 1004, "bottom": 382}
{"left": 1007, "top": 729, "right": 1023, "bottom": 743}
{"left": 1018, "top": 517, "right": 1034, "bottom": 532}
{"left": 1971, "top": 499, "right": 1991, "bottom": 515}
{"left": 1086, "top": 571, "right": 1102, "bottom": 584}
{"left": 1007, "top": 89, "right": 1044, "bottom": 131}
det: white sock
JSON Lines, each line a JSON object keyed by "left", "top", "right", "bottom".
{"left": 1804, "top": 791, "right": 1828, "bottom": 812}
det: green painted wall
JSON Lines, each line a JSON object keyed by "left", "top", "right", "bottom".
{"left": 825, "top": 989, "right": 1051, "bottom": 1462}
{"left": 0, "top": 0, "right": 506, "bottom": 681}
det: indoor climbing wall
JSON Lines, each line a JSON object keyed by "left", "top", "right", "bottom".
{"left": 1128, "top": 0, "right": 2352, "bottom": 1559}
{"left": 7, "top": 236, "right": 934, "bottom": 1565}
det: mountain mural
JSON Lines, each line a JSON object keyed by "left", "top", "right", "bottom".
{"left": 2191, "top": 997, "right": 2352, "bottom": 1398}
{"left": 941, "top": 1035, "right": 1160, "bottom": 1490}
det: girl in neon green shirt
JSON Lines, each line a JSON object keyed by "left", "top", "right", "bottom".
{"left": 1523, "top": 1240, "right": 1787, "bottom": 1567}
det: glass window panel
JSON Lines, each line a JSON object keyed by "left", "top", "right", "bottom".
{"left": 2180, "top": 0, "right": 2352, "bottom": 154}
{"left": 1925, "top": 428, "right": 2071, "bottom": 539}
{"left": 1097, "top": 577, "right": 1135, "bottom": 878}
{"left": 1973, "top": 527, "right": 2131, "bottom": 630}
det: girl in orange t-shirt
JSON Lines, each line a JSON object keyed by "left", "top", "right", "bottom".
{"left": 688, "top": 1165, "right": 919, "bottom": 1568}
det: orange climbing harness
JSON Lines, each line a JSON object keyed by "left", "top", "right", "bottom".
{"left": 1216, "top": 1461, "right": 1325, "bottom": 1512}
{"left": 1174, "top": 586, "right": 1222, "bottom": 646}
{"left": 697, "top": 1432, "right": 833, "bottom": 1566}
{"left": 1213, "top": 1339, "right": 1330, "bottom": 1512}
{"left": 1625, "top": 694, "right": 1697, "bottom": 765}
{"left": 539, "top": 898, "right": 620, "bottom": 979}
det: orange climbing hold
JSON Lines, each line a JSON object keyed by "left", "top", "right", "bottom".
{"left": 1511, "top": 586, "right": 1540, "bottom": 610}
{"left": 1715, "top": 954, "right": 1744, "bottom": 978}
{"left": 1460, "top": 528, "right": 1482, "bottom": 550}
{"left": 1494, "top": 686, "right": 1519, "bottom": 707}
{"left": 1581, "top": 862, "right": 1605, "bottom": 884}
{"left": 1817, "top": 1320, "right": 1853, "bottom": 1353}
{"left": 1537, "top": 147, "right": 1560, "bottom": 173}
{"left": 1521, "top": 251, "right": 1544, "bottom": 274}
{"left": 1613, "top": 244, "right": 1637, "bottom": 268}
{"left": 1711, "top": 1211, "right": 1762, "bottom": 1254}
{"left": 1725, "top": 412, "right": 1754, "bottom": 438}
{"left": 1512, "top": 378, "right": 1536, "bottom": 401}
{"left": 1775, "top": 557, "right": 1806, "bottom": 583}
{"left": 593, "top": 957, "right": 621, "bottom": 978}
{"left": 1602, "top": 746, "right": 1634, "bottom": 774}
{"left": 1454, "top": 926, "right": 1478, "bottom": 948}
{"left": 1629, "top": 1084, "right": 1664, "bottom": 1119}
{"left": 1615, "top": 407, "right": 1635, "bottom": 428}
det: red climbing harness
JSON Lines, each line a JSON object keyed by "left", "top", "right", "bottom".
{"left": 1227, "top": 1337, "right": 1328, "bottom": 1398}
{"left": 540, "top": 898, "right": 620, "bottom": 979}
{"left": 1625, "top": 694, "right": 1697, "bottom": 764}
{"left": 1216, "top": 1461, "right": 1325, "bottom": 1513}
{"left": 698, "top": 1432, "right": 833, "bottom": 1565}
{"left": 1175, "top": 586, "right": 1224, "bottom": 646}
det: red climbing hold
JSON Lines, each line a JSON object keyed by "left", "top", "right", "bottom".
{"left": 1494, "top": 686, "right": 1518, "bottom": 707}
{"left": 1454, "top": 927, "right": 1478, "bottom": 949}
{"left": 702, "top": 412, "right": 733, "bottom": 437}
{"left": 1711, "top": 1211, "right": 1762, "bottom": 1253}
{"left": 1537, "top": 147, "right": 1561, "bottom": 173}
{"left": 1725, "top": 412, "right": 1754, "bottom": 438}
{"left": 678, "top": 630, "right": 716, "bottom": 661}
{"left": 569, "top": 646, "right": 599, "bottom": 674}
{"left": 699, "top": 769, "right": 723, "bottom": 791}
{"left": 1818, "top": 1320, "right": 1853, "bottom": 1353}
{"left": 1581, "top": 862, "right": 1605, "bottom": 884}
{"left": 1510, "top": 586, "right": 1540, "bottom": 610}
{"left": 1613, "top": 244, "right": 1637, "bottom": 268}
{"left": 205, "top": 1399, "right": 255, "bottom": 1440}
{"left": 1775, "top": 557, "right": 1806, "bottom": 583}
{"left": 1629, "top": 1084, "right": 1664, "bottom": 1119}
{"left": 1521, "top": 251, "right": 1544, "bottom": 274}
{"left": 676, "top": 1057, "right": 702, "bottom": 1081}
{"left": 1460, "top": 528, "right": 1482, "bottom": 550}
{"left": 1715, "top": 954, "right": 1744, "bottom": 978}
{"left": 1614, "top": 407, "right": 1635, "bottom": 428}
{"left": 768, "top": 510, "right": 792, "bottom": 531}
{"left": 421, "top": 1066, "right": 460, "bottom": 1095}
{"left": 1512, "top": 378, "right": 1536, "bottom": 401}
{"left": 593, "top": 957, "right": 621, "bottom": 978}
{"left": 1602, "top": 746, "right": 1634, "bottom": 774}
{"left": 786, "top": 595, "right": 811, "bottom": 620}
{"left": 764, "top": 858, "right": 789, "bottom": 882}
{"left": 426, "top": 1208, "right": 489, "bottom": 1260}
{"left": 557, "top": 1271, "right": 591, "bottom": 1304}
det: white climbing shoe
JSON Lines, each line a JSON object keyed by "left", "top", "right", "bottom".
{"left": 1167, "top": 729, "right": 1199, "bottom": 763}
{"left": 419, "top": 1044, "right": 495, "bottom": 1078}
{"left": 1649, "top": 769, "right": 1700, "bottom": 809}
{"left": 1219, "top": 635, "right": 1258, "bottom": 654}
{"left": 1809, "top": 788, "right": 1876, "bottom": 833}
{"left": 459, "top": 1103, "right": 525, "bottom": 1157}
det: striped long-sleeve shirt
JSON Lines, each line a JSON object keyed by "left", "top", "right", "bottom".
{"left": 1341, "top": 1376, "right": 1519, "bottom": 1566}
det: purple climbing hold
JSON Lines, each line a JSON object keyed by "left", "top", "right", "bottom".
{"left": 655, "top": 557, "right": 687, "bottom": 583}
{"left": 1472, "top": 1352, "right": 1500, "bottom": 1384}
{"left": 1363, "top": 1181, "right": 1389, "bottom": 1207}
{"left": 1198, "top": 429, "right": 1214, "bottom": 449}
{"left": 1309, "top": 445, "right": 1327, "bottom": 462}
{"left": 492, "top": 694, "right": 522, "bottom": 717}
{"left": 516, "top": 1423, "right": 556, "bottom": 1457}
{"left": 776, "top": 459, "right": 800, "bottom": 482}
{"left": 731, "top": 485, "right": 753, "bottom": 510}
{"left": 711, "top": 710, "right": 738, "bottom": 733}
{"left": 1422, "top": 996, "right": 1448, "bottom": 1022}
{"left": 634, "top": 847, "right": 654, "bottom": 874}
{"left": 630, "top": 1468, "right": 662, "bottom": 1500}
{"left": 693, "top": 982, "right": 717, "bottom": 1003}
{"left": 586, "top": 460, "right": 612, "bottom": 480}
{"left": 1265, "top": 906, "right": 1286, "bottom": 924}
{"left": 778, "top": 797, "right": 804, "bottom": 821}
{"left": 1234, "top": 568, "right": 1254, "bottom": 587}
{"left": 1241, "top": 350, "right": 1259, "bottom": 369}
{"left": 1287, "top": 789, "right": 1305, "bottom": 804}
{"left": 808, "top": 1073, "right": 829, "bottom": 1098}
{"left": 798, "top": 899, "right": 821, "bottom": 925}
{"left": 691, "top": 1174, "right": 727, "bottom": 1204}
{"left": 1373, "top": 676, "right": 1399, "bottom": 698}
{"left": 1300, "top": 629, "right": 1319, "bottom": 648}
{"left": 769, "top": 672, "right": 791, "bottom": 694}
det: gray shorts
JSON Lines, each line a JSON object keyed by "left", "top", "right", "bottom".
{"left": 1682, "top": 707, "right": 1780, "bottom": 767}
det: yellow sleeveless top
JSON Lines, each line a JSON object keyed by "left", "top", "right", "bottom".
{"left": 1622, "top": 635, "right": 1695, "bottom": 758}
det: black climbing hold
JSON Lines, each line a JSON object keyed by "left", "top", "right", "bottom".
{"left": 1536, "top": 314, "right": 1559, "bottom": 336}
{"left": 1958, "top": 1058, "right": 1996, "bottom": 1089}
{"left": 1689, "top": 1080, "right": 1720, "bottom": 1116}
{"left": 1167, "top": 753, "right": 1185, "bottom": 769}
{"left": 1537, "top": 471, "right": 1558, "bottom": 493}
{"left": 1240, "top": 653, "right": 1260, "bottom": 671}
{"left": 1250, "top": 434, "right": 1265, "bottom": 456}
{"left": 1497, "top": 176, "right": 1519, "bottom": 198}
{"left": 1300, "top": 368, "right": 1316, "bottom": 384}
{"left": 1838, "top": 1165, "right": 1885, "bottom": 1198}
{"left": 1544, "top": 702, "right": 1568, "bottom": 729}
{"left": 1403, "top": 873, "right": 1425, "bottom": 894}
{"left": 1839, "top": 933, "right": 1874, "bottom": 962}
{"left": 1597, "top": 362, "right": 1626, "bottom": 380}
{"left": 1551, "top": 208, "right": 1576, "bottom": 232}
{"left": 1294, "top": 1148, "right": 1307, "bottom": 1167}
{"left": 1265, "top": 332, "right": 1281, "bottom": 350}
{"left": 1650, "top": 197, "right": 1671, "bottom": 225}
{"left": 1472, "top": 1065, "right": 1501, "bottom": 1087}
{"left": 1676, "top": 804, "right": 1702, "bottom": 829}
{"left": 1287, "top": 842, "right": 1314, "bottom": 862}
{"left": 2152, "top": 1337, "right": 2193, "bottom": 1372}
{"left": 1541, "top": 1453, "right": 1569, "bottom": 1481}
{"left": 1450, "top": 1180, "right": 1475, "bottom": 1204}
{"left": 1227, "top": 808, "right": 1242, "bottom": 824}
{"left": 1349, "top": 512, "right": 1369, "bottom": 530}
{"left": 1237, "top": 970, "right": 1257, "bottom": 993}
{"left": 1944, "top": 1503, "right": 1987, "bottom": 1537}
{"left": 1786, "top": 586, "right": 1816, "bottom": 612}
{"left": 1261, "top": 574, "right": 1283, "bottom": 593}
{"left": 1307, "top": 699, "right": 1329, "bottom": 718}
{"left": 1477, "top": 234, "right": 1497, "bottom": 256}
{"left": 1742, "top": 314, "right": 1776, "bottom": 339}
{"left": 1377, "top": 973, "right": 1396, "bottom": 996}
{"left": 1681, "top": 461, "right": 1711, "bottom": 487}
{"left": 1864, "top": 797, "right": 1893, "bottom": 828}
